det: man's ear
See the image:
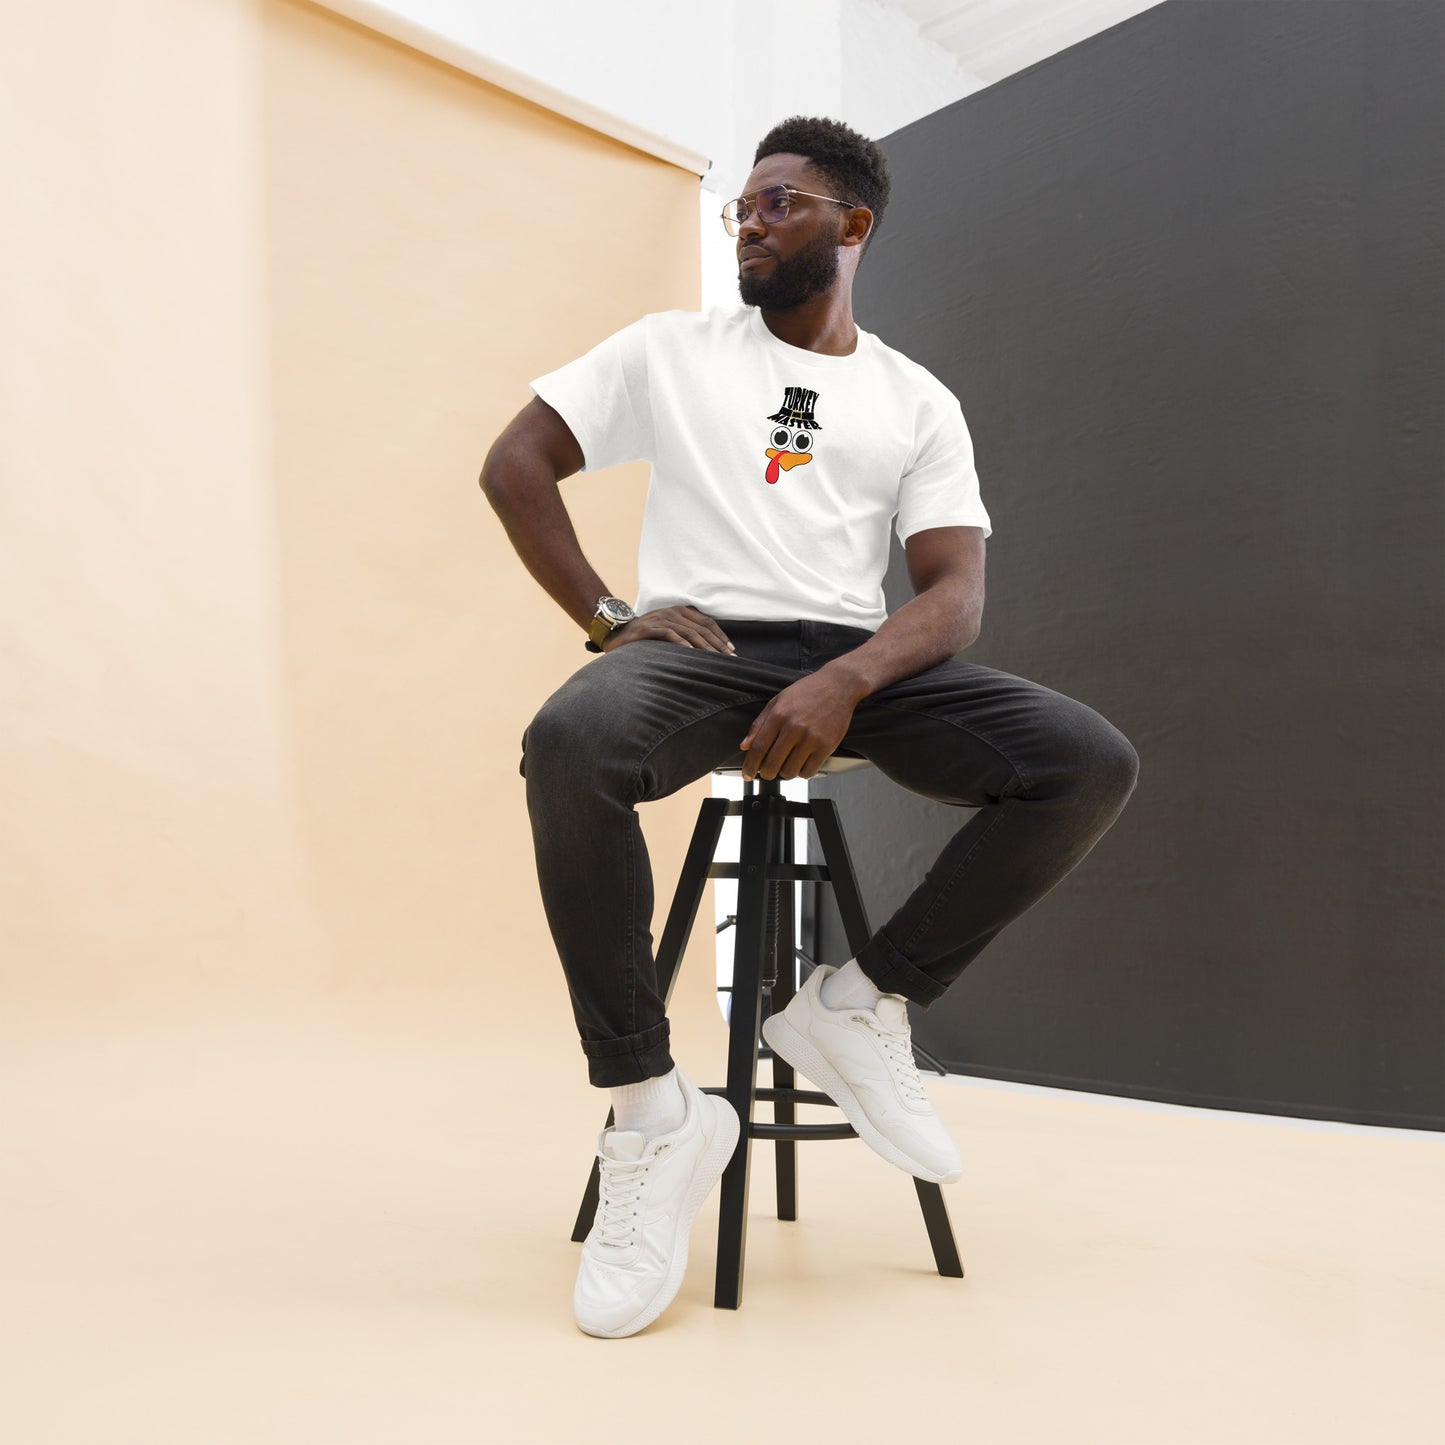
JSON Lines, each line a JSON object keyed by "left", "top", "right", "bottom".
{"left": 841, "top": 205, "right": 873, "bottom": 248}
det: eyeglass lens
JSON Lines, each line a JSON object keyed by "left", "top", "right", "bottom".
{"left": 724, "top": 185, "right": 791, "bottom": 233}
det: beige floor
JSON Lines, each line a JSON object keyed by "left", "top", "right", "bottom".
{"left": 2, "top": 981, "right": 1441, "bottom": 1445}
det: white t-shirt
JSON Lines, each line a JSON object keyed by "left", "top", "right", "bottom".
{"left": 529, "top": 305, "right": 991, "bottom": 632}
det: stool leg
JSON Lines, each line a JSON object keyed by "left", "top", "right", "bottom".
{"left": 914, "top": 1177, "right": 965, "bottom": 1277}
{"left": 659, "top": 797, "right": 732, "bottom": 1008}
{"left": 809, "top": 795, "right": 965, "bottom": 1281}
{"left": 771, "top": 815, "right": 799, "bottom": 1222}
{"left": 714, "top": 786, "right": 773, "bottom": 1309}
{"left": 807, "top": 796, "right": 872, "bottom": 953}
{"left": 569, "top": 1106, "right": 612, "bottom": 1244}
{"left": 570, "top": 798, "right": 729, "bottom": 1245}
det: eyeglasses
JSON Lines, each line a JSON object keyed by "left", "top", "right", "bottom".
{"left": 720, "top": 183, "right": 856, "bottom": 236}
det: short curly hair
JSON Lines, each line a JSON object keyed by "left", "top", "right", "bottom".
{"left": 753, "top": 115, "right": 892, "bottom": 257}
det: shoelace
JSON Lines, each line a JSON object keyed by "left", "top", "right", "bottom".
{"left": 856, "top": 1014, "right": 930, "bottom": 1107}
{"left": 595, "top": 1145, "right": 666, "bottom": 1248}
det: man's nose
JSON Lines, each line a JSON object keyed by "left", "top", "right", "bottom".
{"left": 738, "top": 206, "right": 767, "bottom": 243}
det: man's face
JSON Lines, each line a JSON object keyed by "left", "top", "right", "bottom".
{"left": 734, "top": 154, "right": 847, "bottom": 310}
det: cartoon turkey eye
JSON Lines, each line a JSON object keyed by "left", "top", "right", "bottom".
{"left": 770, "top": 426, "right": 790, "bottom": 448}
{"left": 792, "top": 431, "right": 813, "bottom": 452}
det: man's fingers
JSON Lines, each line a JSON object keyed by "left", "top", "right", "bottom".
{"left": 746, "top": 721, "right": 804, "bottom": 781}
{"left": 740, "top": 703, "right": 771, "bottom": 755}
{"left": 681, "top": 622, "right": 730, "bottom": 653}
{"left": 739, "top": 722, "right": 773, "bottom": 779}
{"left": 683, "top": 607, "right": 735, "bottom": 654}
{"left": 741, "top": 710, "right": 812, "bottom": 780}
{"left": 758, "top": 736, "right": 803, "bottom": 781}
{"left": 636, "top": 626, "right": 693, "bottom": 647}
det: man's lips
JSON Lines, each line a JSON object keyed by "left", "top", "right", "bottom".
{"left": 739, "top": 248, "right": 773, "bottom": 267}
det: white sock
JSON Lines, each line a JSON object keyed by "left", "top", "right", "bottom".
{"left": 821, "top": 958, "right": 888, "bottom": 1011}
{"left": 610, "top": 1068, "right": 686, "bottom": 1139}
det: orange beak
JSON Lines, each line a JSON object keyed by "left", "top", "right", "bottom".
{"left": 764, "top": 448, "right": 813, "bottom": 485}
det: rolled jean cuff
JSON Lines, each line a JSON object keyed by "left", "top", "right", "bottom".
{"left": 580, "top": 1019, "right": 675, "bottom": 1088}
{"left": 855, "top": 928, "right": 948, "bottom": 1006}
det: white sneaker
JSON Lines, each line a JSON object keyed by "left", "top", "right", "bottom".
{"left": 762, "top": 965, "right": 962, "bottom": 1184}
{"left": 574, "top": 1070, "right": 739, "bottom": 1338}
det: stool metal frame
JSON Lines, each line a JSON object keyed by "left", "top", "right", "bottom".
{"left": 570, "top": 767, "right": 964, "bottom": 1309}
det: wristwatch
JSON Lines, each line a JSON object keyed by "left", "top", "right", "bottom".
{"left": 585, "top": 596, "right": 636, "bottom": 653}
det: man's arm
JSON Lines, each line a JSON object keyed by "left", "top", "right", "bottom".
{"left": 479, "top": 397, "right": 734, "bottom": 653}
{"left": 739, "top": 525, "right": 986, "bottom": 780}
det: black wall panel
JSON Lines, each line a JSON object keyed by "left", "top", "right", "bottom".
{"left": 814, "top": 0, "right": 1443, "bottom": 1128}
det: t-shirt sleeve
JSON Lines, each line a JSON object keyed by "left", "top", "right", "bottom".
{"left": 528, "top": 315, "right": 654, "bottom": 473}
{"left": 895, "top": 388, "right": 992, "bottom": 543}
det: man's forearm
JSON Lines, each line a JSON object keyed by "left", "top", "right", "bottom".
{"left": 818, "top": 583, "right": 981, "bottom": 703}
{"left": 480, "top": 449, "right": 609, "bottom": 632}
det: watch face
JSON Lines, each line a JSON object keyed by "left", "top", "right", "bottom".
{"left": 600, "top": 598, "right": 635, "bottom": 625}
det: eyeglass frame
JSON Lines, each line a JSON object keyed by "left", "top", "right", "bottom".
{"left": 720, "top": 183, "right": 860, "bottom": 236}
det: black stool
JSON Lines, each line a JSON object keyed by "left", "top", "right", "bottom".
{"left": 570, "top": 757, "right": 964, "bottom": 1309}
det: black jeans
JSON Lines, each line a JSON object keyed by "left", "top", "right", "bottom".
{"left": 521, "top": 621, "right": 1139, "bottom": 1087}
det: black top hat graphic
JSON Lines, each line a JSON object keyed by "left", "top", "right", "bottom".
{"left": 767, "top": 386, "right": 822, "bottom": 430}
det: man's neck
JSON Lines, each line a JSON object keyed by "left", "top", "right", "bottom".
{"left": 757, "top": 291, "right": 860, "bottom": 356}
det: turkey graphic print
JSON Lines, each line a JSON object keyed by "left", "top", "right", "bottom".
{"left": 763, "top": 386, "right": 820, "bottom": 485}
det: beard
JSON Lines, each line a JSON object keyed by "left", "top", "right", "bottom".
{"left": 738, "top": 229, "right": 840, "bottom": 309}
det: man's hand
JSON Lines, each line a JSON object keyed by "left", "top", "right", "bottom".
{"left": 739, "top": 670, "right": 863, "bottom": 781}
{"left": 603, "top": 606, "right": 735, "bottom": 655}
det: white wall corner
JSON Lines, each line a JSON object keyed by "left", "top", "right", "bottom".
{"left": 839, "top": 0, "right": 984, "bottom": 140}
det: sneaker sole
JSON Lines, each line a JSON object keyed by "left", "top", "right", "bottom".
{"left": 761, "top": 1013, "right": 961, "bottom": 1185}
{"left": 578, "top": 1093, "right": 741, "bottom": 1339}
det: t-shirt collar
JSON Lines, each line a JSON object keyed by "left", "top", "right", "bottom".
{"left": 745, "top": 306, "right": 872, "bottom": 366}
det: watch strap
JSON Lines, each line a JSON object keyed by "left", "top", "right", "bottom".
{"left": 587, "top": 611, "right": 614, "bottom": 651}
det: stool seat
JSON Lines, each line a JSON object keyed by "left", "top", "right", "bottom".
{"left": 570, "top": 771, "right": 964, "bottom": 1310}
{"left": 711, "top": 753, "right": 875, "bottom": 777}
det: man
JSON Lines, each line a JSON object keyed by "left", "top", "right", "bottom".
{"left": 481, "top": 116, "right": 1138, "bottom": 1338}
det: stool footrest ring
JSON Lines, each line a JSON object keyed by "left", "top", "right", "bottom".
{"left": 706, "top": 863, "right": 830, "bottom": 882}
{"left": 750, "top": 1121, "right": 859, "bottom": 1142}
{"left": 702, "top": 1085, "right": 835, "bottom": 1108}
{"left": 700, "top": 1085, "right": 860, "bottom": 1141}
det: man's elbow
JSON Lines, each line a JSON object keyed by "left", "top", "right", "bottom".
{"left": 955, "top": 595, "right": 984, "bottom": 652}
{"left": 478, "top": 440, "right": 512, "bottom": 504}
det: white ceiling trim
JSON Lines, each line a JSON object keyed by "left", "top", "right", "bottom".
{"left": 883, "top": 0, "right": 1168, "bottom": 86}
{"left": 313, "top": 0, "right": 713, "bottom": 177}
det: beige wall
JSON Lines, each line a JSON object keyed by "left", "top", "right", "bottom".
{"left": 0, "top": 0, "right": 705, "bottom": 1012}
